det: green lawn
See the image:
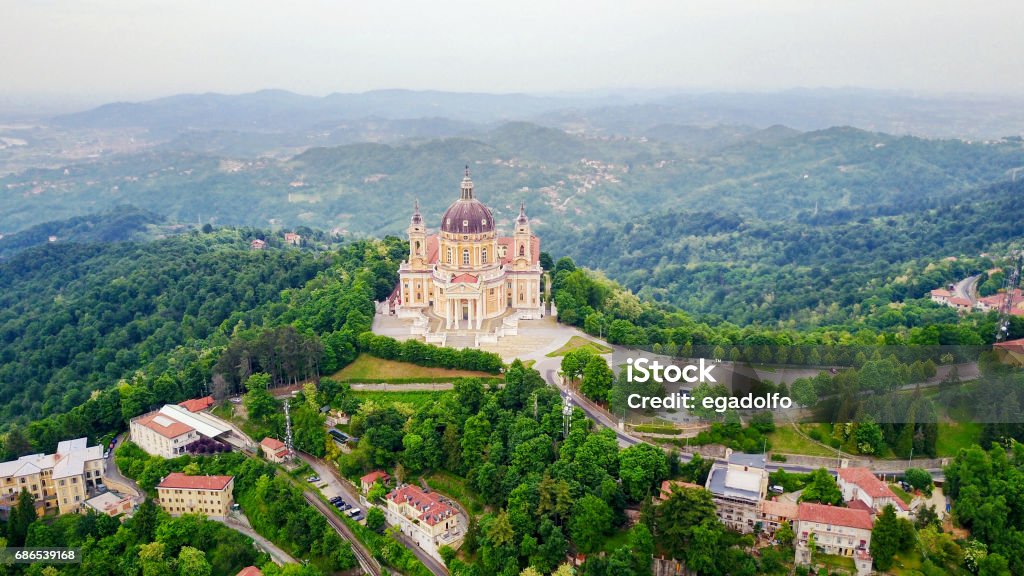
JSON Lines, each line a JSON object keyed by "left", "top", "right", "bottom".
{"left": 889, "top": 483, "right": 913, "bottom": 505}
{"left": 352, "top": 390, "right": 447, "bottom": 410}
{"left": 633, "top": 424, "right": 681, "bottom": 435}
{"left": 598, "top": 529, "right": 631, "bottom": 554}
{"left": 426, "top": 471, "right": 487, "bottom": 516}
{"left": 767, "top": 425, "right": 840, "bottom": 458}
{"left": 814, "top": 553, "right": 855, "bottom": 573}
{"left": 935, "top": 421, "right": 982, "bottom": 457}
{"left": 332, "top": 353, "right": 494, "bottom": 382}
{"left": 545, "top": 336, "right": 613, "bottom": 357}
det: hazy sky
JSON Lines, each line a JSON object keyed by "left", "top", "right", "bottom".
{"left": 3, "top": 0, "right": 1023, "bottom": 102}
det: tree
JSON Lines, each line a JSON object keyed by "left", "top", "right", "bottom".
{"left": 581, "top": 355, "right": 614, "bottom": 403}
{"left": 904, "top": 468, "right": 933, "bottom": 494}
{"left": 790, "top": 377, "right": 818, "bottom": 408}
{"left": 654, "top": 485, "right": 720, "bottom": 560}
{"left": 776, "top": 520, "right": 795, "bottom": 548}
{"left": 570, "top": 494, "right": 613, "bottom": 553}
{"left": 870, "top": 504, "right": 910, "bottom": 571}
{"left": 366, "top": 507, "right": 386, "bottom": 532}
{"left": 176, "top": 546, "right": 212, "bottom": 576}
{"left": 855, "top": 418, "right": 885, "bottom": 455}
{"left": 7, "top": 489, "right": 36, "bottom": 546}
{"left": 798, "top": 468, "right": 843, "bottom": 505}
{"left": 618, "top": 443, "right": 668, "bottom": 502}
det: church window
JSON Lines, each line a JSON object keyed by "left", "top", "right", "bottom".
{"left": 414, "top": 240, "right": 420, "bottom": 250}
{"left": 463, "top": 249, "right": 470, "bottom": 265}
{"left": 446, "top": 247, "right": 452, "bottom": 263}
{"left": 462, "top": 219, "right": 469, "bottom": 227}
{"left": 482, "top": 219, "right": 487, "bottom": 226}
{"left": 447, "top": 218, "right": 451, "bottom": 226}
{"left": 482, "top": 248, "right": 488, "bottom": 263}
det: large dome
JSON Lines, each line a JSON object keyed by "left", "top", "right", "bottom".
{"left": 441, "top": 170, "right": 495, "bottom": 234}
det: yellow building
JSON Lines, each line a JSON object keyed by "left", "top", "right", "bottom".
{"left": 396, "top": 169, "right": 543, "bottom": 329}
{"left": 156, "top": 473, "right": 234, "bottom": 517}
{"left": 0, "top": 438, "right": 106, "bottom": 515}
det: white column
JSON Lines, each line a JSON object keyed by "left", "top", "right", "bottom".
{"left": 469, "top": 299, "right": 474, "bottom": 330}
{"left": 477, "top": 299, "right": 483, "bottom": 329}
{"left": 446, "top": 299, "right": 452, "bottom": 329}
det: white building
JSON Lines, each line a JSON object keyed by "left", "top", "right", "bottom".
{"left": 837, "top": 467, "right": 909, "bottom": 517}
{"left": 704, "top": 451, "right": 768, "bottom": 533}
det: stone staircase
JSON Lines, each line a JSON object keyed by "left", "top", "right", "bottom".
{"left": 444, "top": 332, "right": 478, "bottom": 349}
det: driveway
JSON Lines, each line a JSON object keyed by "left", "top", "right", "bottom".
{"left": 211, "top": 515, "right": 297, "bottom": 566}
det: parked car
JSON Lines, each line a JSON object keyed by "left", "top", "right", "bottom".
{"left": 347, "top": 508, "right": 361, "bottom": 517}
{"left": 769, "top": 485, "right": 784, "bottom": 494}
{"left": 329, "top": 496, "right": 342, "bottom": 504}
{"left": 352, "top": 513, "right": 364, "bottom": 521}
{"left": 306, "top": 475, "right": 320, "bottom": 483}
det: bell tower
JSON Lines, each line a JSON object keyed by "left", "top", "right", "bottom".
{"left": 408, "top": 199, "right": 427, "bottom": 268}
{"left": 513, "top": 201, "right": 532, "bottom": 263}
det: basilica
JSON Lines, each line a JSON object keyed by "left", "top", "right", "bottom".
{"left": 395, "top": 169, "right": 543, "bottom": 329}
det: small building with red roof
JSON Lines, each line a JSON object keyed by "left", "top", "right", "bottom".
{"left": 260, "top": 437, "right": 291, "bottom": 463}
{"left": 178, "top": 396, "right": 214, "bottom": 413}
{"left": 360, "top": 470, "right": 391, "bottom": 493}
{"left": 795, "top": 502, "right": 873, "bottom": 575}
{"left": 156, "top": 473, "right": 234, "bottom": 517}
{"left": 236, "top": 567, "right": 262, "bottom": 576}
{"left": 837, "top": 467, "right": 909, "bottom": 515}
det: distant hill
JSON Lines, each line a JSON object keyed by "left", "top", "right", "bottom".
{"left": 0, "top": 206, "right": 165, "bottom": 259}
{"left": 2, "top": 122, "right": 1022, "bottom": 241}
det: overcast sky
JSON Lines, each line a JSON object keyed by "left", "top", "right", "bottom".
{"left": 2, "top": 0, "right": 1023, "bottom": 102}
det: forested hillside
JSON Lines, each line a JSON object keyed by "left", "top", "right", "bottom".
{"left": 549, "top": 178, "right": 1024, "bottom": 327}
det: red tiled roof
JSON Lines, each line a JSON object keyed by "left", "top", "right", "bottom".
{"left": 837, "top": 468, "right": 908, "bottom": 510}
{"left": 157, "top": 472, "right": 233, "bottom": 491}
{"left": 361, "top": 471, "right": 390, "bottom": 485}
{"left": 761, "top": 499, "right": 798, "bottom": 519}
{"left": 178, "top": 396, "right": 214, "bottom": 412}
{"left": 136, "top": 412, "right": 194, "bottom": 439}
{"left": 236, "top": 567, "right": 262, "bottom": 576}
{"left": 260, "top": 437, "right": 289, "bottom": 457}
{"left": 659, "top": 480, "right": 703, "bottom": 501}
{"left": 995, "top": 338, "right": 1024, "bottom": 354}
{"left": 387, "top": 484, "right": 457, "bottom": 526}
{"left": 798, "top": 502, "right": 873, "bottom": 531}
{"left": 451, "top": 273, "right": 479, "bottom": 284}
{"left": 930, "top": 289, "right": 952, "bottom": 297}
{"left": 948, "top": 297, "right": 972, "bottom": 307}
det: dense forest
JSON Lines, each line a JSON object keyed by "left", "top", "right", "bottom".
{"left": 548, "top": 178, "right": 1024, "bottom": 328}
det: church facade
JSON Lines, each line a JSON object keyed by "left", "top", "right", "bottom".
{"left": 396, "top": 170, "right": 543, "bottom": 329}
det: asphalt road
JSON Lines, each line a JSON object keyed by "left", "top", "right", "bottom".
{"left": 211, "top": 516, "right": 298, "bottom": 566}
{"left": 542, "top": 362, "right": 947, "bottom": 480}
{"left": 953, "top": 274, "right": 981, "bottom": 303}
{"left": 303, "top": 492, "right": 382, "bottom": 576}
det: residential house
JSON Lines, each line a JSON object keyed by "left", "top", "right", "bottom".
{"left": 156, "top": 473, "right": 234, "bottom": 517}
{"left": 837, "top": 467, "right": 909, "bottom": 516}
{"left": 795, "top": 502, "right": 873, "bottom": 576}
{"left": 704, "top": 451, "right": 768, "bottom": 533}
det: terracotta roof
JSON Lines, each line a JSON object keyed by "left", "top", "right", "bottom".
{"left": 157, "top": 472, "right": 233, "bottom": 491}
{"left": 236, "top": 567, "right": 263, "bottom": 576}
{"left": 995, "top": 338, "right": 1024, "bottom": 354}
{"left": 948, "top": 296, "right": 972, "bottom": 307}
{"left": 261, "top": 437, "right": 286, "bottom": 450}
{"left": 260, "top": 437, "right": 289, "bottom": 457}
{"left": 761, "top": 499, "right": 798, "bottom": 519}
{"left": 361, "top": 471, "right": 390, "bottom": 485}
{"left": 930, "top": 289, "right": 952, "bottom": 297}
{"left": 798, "top": 502, "right": 873, "bottom": 531}
{"left": 387, "top": 484, "right": 457, "bottom": 526}
{"left": 837, "top": 467, "right": 908, "bottom": 510}
{"left": 135, "top": 412, "right": 194, "bottom": 439}
{"left": 178, "top": 396, "right": 214, "bottom": 412}
{"left": 451, "top": 273, "right": 479, "bottom": 284}
{"left": 659, "top": 479, "right": 703, "bottom": 501}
